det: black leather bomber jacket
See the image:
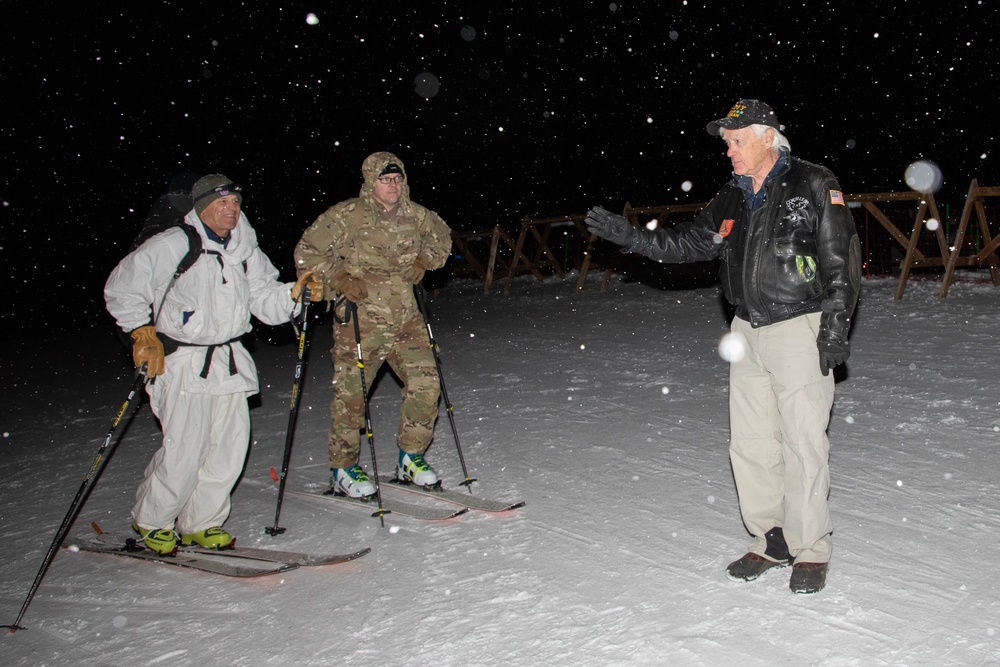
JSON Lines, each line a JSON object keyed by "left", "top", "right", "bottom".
{"left": 629, "top": 155, "right": 861, "bottom": 345}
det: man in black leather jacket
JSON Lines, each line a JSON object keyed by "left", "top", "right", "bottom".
{"left": 586, "top": 100, "right": 861, "bottom": 594}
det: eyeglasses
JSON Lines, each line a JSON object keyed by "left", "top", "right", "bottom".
{"left": 377, "top": 175, "right": 405, "bottom": 185}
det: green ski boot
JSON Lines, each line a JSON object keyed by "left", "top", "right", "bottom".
{"left": 131, "top": 520, "right": 178, "bottom": 555}
{"left": 180, "top": 527, "right": 234, "bottom": 549}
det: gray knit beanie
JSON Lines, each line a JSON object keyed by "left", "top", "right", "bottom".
{"left": 191, "top": 174, "right": 243, "bottom": 215}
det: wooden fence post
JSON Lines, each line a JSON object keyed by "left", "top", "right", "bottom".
{"left": 939, "top": 179, "right": 1000, "bottom": 298}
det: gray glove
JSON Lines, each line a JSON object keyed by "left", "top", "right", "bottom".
{"left": 585, "top": 207, "right": 637, "bottom": 248}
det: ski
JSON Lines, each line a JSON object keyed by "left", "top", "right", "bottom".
{"left": 181, "top": 543, "right": 371, "bottom": 567}
{"left": 285, "top": 488, "right": 469, "bottom": 521}
{"left": 65, "top": 534, "right": 298, "bottom": 578}
{"left": 378, "top": 475, "right": 526, "bottom": 513}
{"left": 90, "top": 523, "right": 369, "bottom": 567}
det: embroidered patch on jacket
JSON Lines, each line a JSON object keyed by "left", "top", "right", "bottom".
{"left": 830, "top": 190, "right": 845, "bottom": 205}
{"left": 796, "top": 255, "right": 817, "bottom": 281}
{"left": 718, "top": 219, "right": 735, "bottom": 238}
{"left": 784, "top": 197, "right": 810, "bottom": 224}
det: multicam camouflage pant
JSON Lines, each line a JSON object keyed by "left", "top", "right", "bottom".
{"left": 327, "top": 313, "right": 440, "bottom": 469}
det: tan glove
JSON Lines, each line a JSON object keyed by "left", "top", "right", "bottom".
{"left": 331, "top": 270, "right": 368, "bottom": 303}
{"left": 130, "top": 325, "right": 165, "bottom": 378}
{"left": 292, "top": 271, "right": 324, "bottom": 302}
{"left": 410, "top": 256, "right": 431, "bottom": 285}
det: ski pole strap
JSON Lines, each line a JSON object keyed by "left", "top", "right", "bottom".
{"left": 332, "top": 296, "right": 353, "bottom": 325}
{"left": 158, "top": 333, "right": 243, "bottom": 378}
{"left": 289, "top": 291, "right": 307, "bottom": 337}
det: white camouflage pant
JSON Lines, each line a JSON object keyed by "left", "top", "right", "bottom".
{"left": 132, "top": 360, "right": 251, "bottom": 535}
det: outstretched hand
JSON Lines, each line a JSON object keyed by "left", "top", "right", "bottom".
{"left": 584, "top": 207, "right": 636, "bottom": 247}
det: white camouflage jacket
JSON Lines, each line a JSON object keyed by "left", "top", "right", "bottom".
{"left": 105, "top": 209, "right": 297, "bottom": 395}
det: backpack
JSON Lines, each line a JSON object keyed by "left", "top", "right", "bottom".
{"left": 131, "top": 217, "right": 204, "bottom": 280}
{"left": 115, "top": 189, "right": 204, "bottom": 348}
{"left": 129, "top": 188, "right": 202, "bottom": 272}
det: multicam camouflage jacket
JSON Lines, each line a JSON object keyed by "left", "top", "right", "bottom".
{"left": 294, "top": 152, "right": 452, "bottom": 326}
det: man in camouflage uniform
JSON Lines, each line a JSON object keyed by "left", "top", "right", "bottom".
{"left": 294, "top": 152, "right": 453, "bottom": 497}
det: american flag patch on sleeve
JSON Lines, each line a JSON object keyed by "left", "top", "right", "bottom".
{"left": 830, "top": 190, "right": 845, "bottom": 205}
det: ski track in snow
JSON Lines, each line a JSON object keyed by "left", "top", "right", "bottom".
{"left": 1, "top": 274, "right": 998, "bottom": 666}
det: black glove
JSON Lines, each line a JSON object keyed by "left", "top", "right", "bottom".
{"left": 584, "top": 206, "right": 637, "bottom": 248}
{"left": 818, "top": 338, "right": 850, "bottom": 376}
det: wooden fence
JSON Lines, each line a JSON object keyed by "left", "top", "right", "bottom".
{"left": 447, "top": 181, "right": 1000, "bottom": 299}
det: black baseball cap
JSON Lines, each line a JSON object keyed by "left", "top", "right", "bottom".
{"left": 706, "top": 99, "right": 780, "bottom": 135}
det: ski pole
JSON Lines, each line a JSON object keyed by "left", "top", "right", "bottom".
{"left": 3, "top": 364, "right": 149, "bottom": 633}
{"left": 413, "top": 285, "right": 476, "bottom": 491}
{"left": 266, "top": 289, "right": 312, "bottom": 536}
{"left": 348, "top": 300, "right": 388, "bottom": 527}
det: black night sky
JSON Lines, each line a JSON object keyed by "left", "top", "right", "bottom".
{"left": 3, "top": 1, "right": 998, "bottom": 340}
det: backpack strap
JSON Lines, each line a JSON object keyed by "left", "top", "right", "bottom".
{"left": 173, "top": 223, "right": 204, "bottom": 279}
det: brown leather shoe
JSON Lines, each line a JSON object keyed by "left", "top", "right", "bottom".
{"left": 726, "top": 552, "right": 790, "bottom": 582}
{"left": 789, "top": 561, "right": 828, "bottom": 594}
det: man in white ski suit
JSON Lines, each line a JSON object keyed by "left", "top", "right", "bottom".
{"left": 105, "top": 174, "right": 321, "bottom": 553}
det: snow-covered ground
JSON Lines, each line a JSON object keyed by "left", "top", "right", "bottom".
{"left": 2, "top": 273, "right": 998, "bottom": 666}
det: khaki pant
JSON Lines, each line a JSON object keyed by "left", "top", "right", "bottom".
{"left": 729, "top": 313, "right": 834, "bottom": 563}
{"left": 328, "top": 313, "right": 440, "bottom": 469}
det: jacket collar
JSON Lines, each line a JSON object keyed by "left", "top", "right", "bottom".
{"left": 734, "top": 149, "right": 789, "bottom": 196}
{"left": 202, "top": 222, "right": 231, "bottom": 247}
